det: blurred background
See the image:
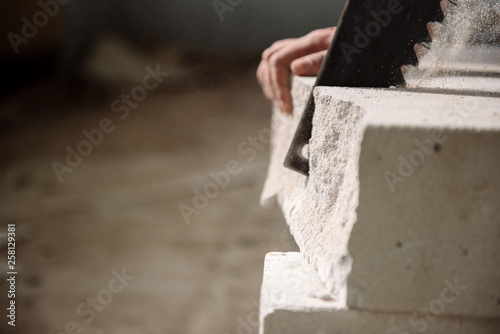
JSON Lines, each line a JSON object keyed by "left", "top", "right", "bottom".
{"left": 0, "top": 1, "right": 344, "bottom": 333}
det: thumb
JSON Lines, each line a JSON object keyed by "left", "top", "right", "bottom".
{"left": 290, "top": 50, "right": 328, "bottom": 76}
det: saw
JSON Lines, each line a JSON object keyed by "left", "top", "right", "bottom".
{"left": 284, "top": 0, "right": 452, "bottom": 175}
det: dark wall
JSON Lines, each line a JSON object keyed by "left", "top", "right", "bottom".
{"left": 1, "top": 0, "right": 346, "bottom": 94}
{"left": 3, "top": 0, "right": 346, "bottom": 60}
{"left": 114, "top": 0, "right": 346, "bottom": 56}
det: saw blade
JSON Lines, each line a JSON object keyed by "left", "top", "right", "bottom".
{"left": 284, "top": 0, "right": 451, "bottom": 176}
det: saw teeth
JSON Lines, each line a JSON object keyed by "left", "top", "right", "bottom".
{"left": 404, "top": 0, "right": 449, "bottom": 83}
{"left": 401, "top": 64, "right": 417, "bottom": 77}
{"left": 410, "top": 2, "right": 449, "bottom": 70}
{"left": 440, "top": 0, "right": 458, "bottom": 16}
{"left": 427, "top": 21, "right": 444, "bottom": 41}
{"left": 414, "top": 43, "right": 430, "bottom": 61}
{"left": 409, "top": 22, "right": 441, "bottom": 68}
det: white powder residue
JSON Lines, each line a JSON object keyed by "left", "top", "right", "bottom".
{"left": 405, "top": 0, "right": 500, "bottom": 90}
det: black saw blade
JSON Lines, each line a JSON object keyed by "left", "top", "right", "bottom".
{"left": 284, "top": 0, "right": 447, "bottom": 175}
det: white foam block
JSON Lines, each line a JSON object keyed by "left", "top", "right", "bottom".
{"left": 260, "top": 252, "right": 500, "bottom": 334}
{"left": 261, "top": 76, "right": 500, "bottom": 318}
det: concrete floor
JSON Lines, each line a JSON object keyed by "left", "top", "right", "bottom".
{"left": 0, "top": 65, "right": 296, "bottom": 334}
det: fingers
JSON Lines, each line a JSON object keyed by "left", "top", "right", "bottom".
{"left": 268, "top": 61, "right": 293, "bottom": 113}
{"left": 256, "top": 27, "right": 336, "bottom": 114}
{"left": 257, "top": 38, "right": 293, "bottom": 103}
{"left": 264, "top": 35, "right": 329, "bottom": 113}
{"left": 290, "top": 50, "right": 328, "bottom": 76}
{"left": 267, "top": 38, "right": 331, "bottom": 113}
{"left": 267, "top": 31, "right": 332, "bottom": 70}
{"left": 257, "top": 41, "right": 295, "bottom": 113}
{"left": 257, "top": 61, "right": 274, "bottom": 101}
{"left": 262, "top": 38, "right": 293, "bottom": 61}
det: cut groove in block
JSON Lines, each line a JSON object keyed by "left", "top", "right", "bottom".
{"left": 262, "top": 75, "right": 500, "bottom": 319}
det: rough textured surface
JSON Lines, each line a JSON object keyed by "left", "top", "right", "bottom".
{"left": 260, "top": 76, "right": 312, "bottom": 209}
{"left": 260, "top": 252, "right": 500, "bottom": 334}
{"left": 262, "top": 75, "right": 500, "bottom": 318}
{"left": 261, "top": 76, "right": 360, "bottom": 301}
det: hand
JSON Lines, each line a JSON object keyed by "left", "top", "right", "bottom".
{"left": 256, "top": 27, "right": 336, "bottom": 114}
